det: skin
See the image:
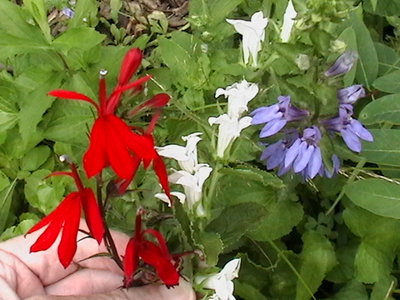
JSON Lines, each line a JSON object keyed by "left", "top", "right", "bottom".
{"left": 0, "top": 221, "right": 195, "bottom": 300}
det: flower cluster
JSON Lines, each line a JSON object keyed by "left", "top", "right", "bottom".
{"left": 209, "top": 80, "right": 258, "bottom": 158}
{"left": 156, "top": 132, "right": 212, "bottom": 215}
{"left": 28, "top": 49, "right": 180, "bottom": 287}
{"left": 252, "top": 52, "right": 373, "bottom": 179}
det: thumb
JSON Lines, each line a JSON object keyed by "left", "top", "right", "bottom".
{"left": 24, "top": 278, "right": 196, "bottom": 300}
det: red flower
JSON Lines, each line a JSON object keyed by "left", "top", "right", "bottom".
{"left": 123, "top": 210, "right": 180, "bottom": 287}
{"left": 27, "top": 163, "right": 104, "bottom": 268}
{"left": 113, "top": 93, "right": 171, "bottom": 199}
{"left": 48, "top": 48, "right": 158, "bottom": 180}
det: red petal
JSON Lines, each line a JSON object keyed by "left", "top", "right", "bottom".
{"left": 58, "top": 194, "right": 81, "bottom": 268}
{"left": 105, "top": 116, "right": 137, "bottom": 179}
{"left": 48, "top": 90, "right": 99, "bottom": 111}
{"left": 83, "top": 118, "right": 108, "bottom": 178}
{"left": 153, "top": 155, "right": 171, "bottom": 198}
{"left": 115, "top": 157, "right": 141, "bottom": 194}
{"left": 30, "top": 218, "right": 63, "bottom": 253}
{"left": 123, "top": 238, "right": 139, "bottom": 287}
{"left": 118, "top": 48, "right": 143, "bottom": 86}
{"left": 142, "top": 228, "right": 170, "bottom": 257}
{"left": 139, "top": 241, "right": 180, "bottom": 286}
{"left": 81, "top": 188, "right": 104, "bottom": 244}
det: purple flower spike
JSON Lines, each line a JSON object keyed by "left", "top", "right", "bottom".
{"left": 322, "top": 105, "right": 373, "bottom": 152}
{"left": 325, "top": 51, "right": 358, "bottom": 77}
{"left": 284, "top": 126, "right": 323, "bottom": 179}
{"left": 61, "top": 8, "right": 75, "bottom": 18}
{"left": 337, "top": 85, "right": 366, "bottom": 104}
{"left": 251, "top": 95, "right": 308, "bottom": 138}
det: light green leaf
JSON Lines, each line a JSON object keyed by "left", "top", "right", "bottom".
{"left": 296, "top": 231, "right": 336, "bottom": 300}
{"left": 52, "top": 27, "right": 105, "bottom": 52}
{"left": 235, "top": 281, "right": 269, "bottom": 300}
{"left": 359, "top": 95, "right": 400, "bottom": 125}
{"left": 209, "top": 0, "right": 245, "bottom": 26}
{"left": 373, "top": 70, "right": 400, "bottom": 93}
{"left": 0, "top": 178, "right": 16, "bottom": 233}
{"left": 20, "top": 145, "right": 51, "bottom": 171}
{"left": 198, "top": 231, "right": 223, "bottom": 266}
{"left": 0, "top": 96, "right": 18, "bottom": 131}
{"left": 345, "top": 178, "right": 400, "bottom": 219}
{"left": 23, "top": 0, "right": 51, "bottom": 42}
{"left": 361, "top": 129, "right": 400, "bottom": 167}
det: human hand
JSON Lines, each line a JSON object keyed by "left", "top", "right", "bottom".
{"left": 0, "top": 221, "right": 195, "bottom": 300}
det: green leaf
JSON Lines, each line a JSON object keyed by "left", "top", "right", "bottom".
{"left": 209, "top": 0, "right": 245, "bottom": 26}
{"left": 373, "top": 70, "right": 400, "bottom": 93}
{"left": 374, "top": 42, "right": 400, "bottom": 76}
{"left": 0, "top": 1, "right": 49, "bottom": 59}
{"left": 296, "top": 231, "right": 336, "bottom": 300}
{"left": 359, "top": 95, "right": 400, "bottom": 125}
{"left": 347, "top": 8, "right": 379, "bottom": 86}
{"left": 23, "top": 0, "right": 51, "bottom": 42}
{"left": 68, "top": 0, "right": 98, "bottom": 28}
{"left": 0, "top": 178, "right": 16, "bottom": 233}
{"left": 326, "top": 280, "right": 368, "bottom": 300}
{"left": 338, "top": 27, "right": 357, "bottom": 86}
{"left": 344, "top": 206, "right": 400, "bottom": 283}
{"left": 52, "top": 27, "right": 105, "bottom": 52}
{"left": 345, "top": 178, "right": 400, "bottom": 219}
{"left": 20, "top": 145, "right": 51, "bottom": 171}
{"left": 206, "top": 202, "right": 266, "bottom": 248}
{"left": 370, "top": 276, "right": 396, "bottom": 300}
{"left": 0, "top": 96, "right": 18, "bottom": 131}
{"left": 235, "top": 281, "right": 269, "bottom": 300}
{"left": 198, "top": 231, "right": 224, "bottom": 266}
{"left": 24, "top": 169, "right": 66, "bottom": 214}
{"left": 361, "top": 129, "right": 400, "bottom": 167}
{"left": 363, "top": 0, "right": 400, "bottom": 16}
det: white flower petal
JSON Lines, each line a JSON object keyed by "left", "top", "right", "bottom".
{"left": 157, "top": 144, "right": 188, "bottom": 161}
{"left": 154, "top": 192, "right": 186, "bottom": 206}
{"left": 280, "top": 0, "right": 297, "bottom": 42}
{"left": 226, "top": 11, "right": 268, "bottom": 66}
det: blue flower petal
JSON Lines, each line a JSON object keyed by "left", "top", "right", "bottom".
{"left": 259, "top": 119, "right": 287, "bottom": 138}
{"left": 293, "top": 143, "right": 313, "bottom": 173}
{"left": 250, "top": 105, "right": 280, "bottom": 124}
{"left": 349, "top": 120, "right": 373, "bottom": 141}
{"left": 341, "top": 128, "right": 361, "bottom": 152}
{"left": 284, "top": 138, "right": 301, "bottom": 168}
{"left": 306, "top": 146, "right": 322, "bottom": 178}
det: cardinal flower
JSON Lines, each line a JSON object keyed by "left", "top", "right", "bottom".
{"left": 27, "top": 160, "right": 104, "bottom": 268}
{"left": 112, "top": 93, "right": 172, "bottom": 198}
{"left": 123, "top": 210, "right": 180, "bottom": 287}
{"left": 48, "top": 48, "right": 158, "bottom": 180}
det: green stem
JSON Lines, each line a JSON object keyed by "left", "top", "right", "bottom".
{"left": 268, "top": 240, "right": 317, "bottom": 300}
{"left": 204, "top": 161, "right": 222, "bottom": 214}
{"left": 326, "top": 157, "right": 367, "bottom": 215}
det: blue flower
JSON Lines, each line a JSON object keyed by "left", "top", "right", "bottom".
{"left": 322, "top": 104, "right": 373, "bottom": 152}
{"left": 284, "top": 126, "right": 323, "bottom": 179}
{"left": 260, "top": 129, "right": 299, "bottom": 175}
{"left": 337, "top": 85, "right": 365, "bottom": 104}
{"left": 325, "top": 51, "right": 358, "bottom": 77}
{"left": 251, "top": 95, "right": 308, "bottom": 138}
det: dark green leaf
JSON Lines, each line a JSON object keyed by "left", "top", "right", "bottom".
{"left": 362, "top": 129, "right": 400, "bottom": 167}
{"left": 359, "top": 95, "right": 400, "bottom": 125}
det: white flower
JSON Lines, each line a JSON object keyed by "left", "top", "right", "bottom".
{"left": 226, "top": 11, "right": 268, "bottom": 66}
{"left": 168, "top": 164, "right": 212, "bottom": 211}
{"left": 280, "top": 0, "right": 297, "bottom": 42}
{"left": 154, "top": 191, "right": 186, "bottom": 207}
{"left": 157, "top": 132, "right": 202, "bottom": 173}
{"left": 215, "top": 80, "right": 259, "bottom": 119}
{"left": 200, "top": 258, "right": 241, "bottom": 300}
{"left": 209, "top": 114, "right": 253, "bottom": 158}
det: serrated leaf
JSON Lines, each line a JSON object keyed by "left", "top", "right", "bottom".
{"left": 206, "top": 203, "right": 266, "bottom": 248}
{"left": 343, "top": 206, "right": 400, "bottom": 283}
{"left": 296, "top": 231, "right": 336, "bottom": 300}
{"left": 198, "top": 231, "right": 223, "bottom": 266}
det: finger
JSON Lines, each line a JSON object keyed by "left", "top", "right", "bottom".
{"left": 24, "top": 278, "right": 196, "bottom": 300}
{"left": 44, "top": 269, "right": 122, "bottom": 295}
